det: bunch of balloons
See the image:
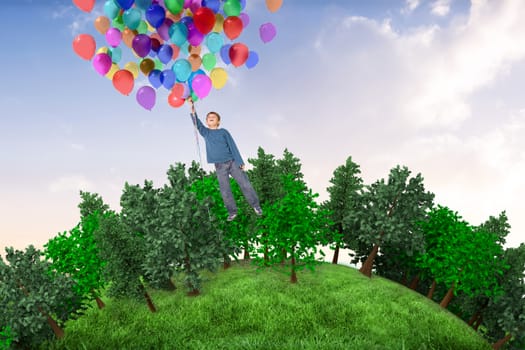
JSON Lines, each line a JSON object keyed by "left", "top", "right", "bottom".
{"left": 72, "top": 0, "right": 283, "bottom": 110}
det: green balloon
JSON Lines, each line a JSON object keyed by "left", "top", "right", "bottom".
{"left": 154, "top": 58, "right": 163, "bottom": 70}
{"left": 112, "top": 15, "right": 125, "bottom": 31}
{"left": 223, "top": 0, "right": 241, "bottom": 17}
{"left": 137, "top": 20, "right": 148, "bottom": 34}
{"left": 202, "top": 53, "right": 217, "bottom": 71}
{"left": 165, "top": 0, "right": 184, "bottom": 15}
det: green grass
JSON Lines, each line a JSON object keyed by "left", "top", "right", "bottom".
{"left": 45, "top": 262, "right": 491, "bottom": 350}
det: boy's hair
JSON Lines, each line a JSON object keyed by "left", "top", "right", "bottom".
{"left": 207, "top": 111, "right": 221, "bottom": 121}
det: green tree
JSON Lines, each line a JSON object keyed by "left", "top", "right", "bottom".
{"left": 247, "top": 147, "right": 282, "bottom": 205}
{"left": 0, "top": 246, "right": 80, "bottom": 348}
{"left": 349, "top": 165, "right": 434, "bottom": 277}
{"left": 0, "top": 326, "right": 13, "bottom": 350}
{"left": 78, "top": 190, "right": 110, "bottom": 218}
{"left": 416, "top": 206, "right": 505, "bottom": 309}
{"left": 482, "top": 244, "right": 525, "bottom": 350}
{"left": 154, "top": 163, "right": 224, "bottom": 295}
{"left": 323, "top": 156, "right": 363, "bottom": 264}
{"left": 93, "top": 212, "right": 157, "bottom": 312}
{"left": 44, "top": 213, "right": 107, "bottom": 310}
{"left": 255, "top": 174, "right": 331, "bottom": 283}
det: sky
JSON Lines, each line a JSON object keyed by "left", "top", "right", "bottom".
{"left": 1, "top": 0, "right": 524, "bottom": 259}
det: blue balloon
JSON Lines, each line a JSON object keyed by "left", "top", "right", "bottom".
{"left": 116, "top": 0, "right": 134, "bottom": 10}
{"left": 134, "top": 0, "right": 151, "bottom": 10}
{"left": 109, "top": 47, "right": 122, "bottom": 63}
{"left": 148, "top": 69, "right": 163, "bottom": 88}
{"left": 103, "top": 0, "right": 120, "bottom": 19}
{"left": 172, "top": 59, "right": 192, "bottom": 82}
{"left": 158, "top": 45, "right": 174, "bottom": 64}
{"left": 180, "top": 16, "right": 194, "bottom": 27}
{"left": 146, "top": 4, "right": 166, "bottom": 28}
{"left": 169, "top": 22, "right": 189, "bottom": 47}
{"left": 206, "top": 32, "right": 224, "bottom": 54}
{"left": 245, "top": 51, "right": 259, "bottom": 69}
{"left": 161, "top": 69, "right": 176, "bottom": 89}
{"left": 220, "top": 44, "right": 232, "bottom": 65}
{"left": 202, "top": 0, "right": 220, "bottom": 13}
{"left": 123, "top": 8, "right": 141, "bottom": 30}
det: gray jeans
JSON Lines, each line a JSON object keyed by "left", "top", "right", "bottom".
{"left": 215, "top": 160, "right": 261, "bottom": 215}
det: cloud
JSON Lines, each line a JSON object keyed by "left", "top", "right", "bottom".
{"left": 430, "top": 0, "right": 452, "bottom": 16}
{"left": 402, "top": 0, "right": 421, "bottom": 14}
{"left": 49, "top": 175, "right": 94, "bottom": 193}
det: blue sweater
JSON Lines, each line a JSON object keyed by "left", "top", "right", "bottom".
{"left": 191, "top": 112, "right": 244, "bottom": 166}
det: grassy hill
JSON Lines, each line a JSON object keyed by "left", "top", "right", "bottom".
{"left": 45, "top": 262, "right": 491, "bottom": 350}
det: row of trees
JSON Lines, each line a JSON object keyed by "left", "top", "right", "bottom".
{"left": 1, "top": 148, "right": 523, "bottom": 349}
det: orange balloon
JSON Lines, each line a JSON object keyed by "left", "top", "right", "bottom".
{"left": 73, "top": 0, "right": 95, "bottom": 12}
{"left": 140, "top": 58, "right": 155, "bottom": 76}
{"left": 171, "top": 44, "right": 180, "bottom": 60}
{"left": 122, "top": 28, "right": 137, "bottom": 48}
{"left": 112, "top": 69, "right": 134, "bottom": 95}
{"left": 188, "top": 45, "right": 201, "bottom": 56}
{"left": 188, "top": 54, "right": 202, "bottom": 71}
{"left": 168, "top": 92, "right": 185, "bottom": 108}
{"left": 94, "top": 16, "right": 110, "bottom": 35}
{"left": 265, "top": 0, "right": 283, "bottom": 12}
{"left": 72, "top": 34, "right": 96, "bottom": 60}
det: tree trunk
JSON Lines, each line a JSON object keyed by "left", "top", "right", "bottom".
{"left": 95, "top": 296, "right": 105, "bottom": 309}
{"left": 223, "top": 255, "right": 231, "bottom": 270}
{"left": 427, "top": 279, "right": 436, "bottom": 299}
{"left": 187, "top": 289, "right": 200, "bottom": 297}
{"left": 46, "top": 315, "right": 65, "bottom": 339}
{"left": 143, "top": 289, "right": 157, "bottom": 312}
{"left": 492, "top": 333, "right": 512, "bottom": 350}
{"left": 280, "top": 248, "right": 287, "bottom": 266}
{"left": 359, "top": 243, "right": 379, "bottom": 278}
{"left": 409, "top": 274, "right": 420, "bottom": 290}
{"left": 440, "top": 283, "right": 455, "bottom": 308}
{"left": 332, "top": 243, "right": 340, "bottom": 264}
{"left": 290, "top": 246, "right": 297, "bottom": 283}
{"left": 468, "top": 311, "right": 481, "bottom": 326}
{"left": 243, "top": 243, "right": 250, "bottom": 260}
{"left": 473, "top": 315, "right": 483, "bottom": 331}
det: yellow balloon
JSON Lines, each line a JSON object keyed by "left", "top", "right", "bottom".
{"left": 124, "top": 62, "right": 139, "bottom": 79}
{"left": 97, "top": 47, "right": 109, "bottom": 54}
{"left": 146, "top": 21, "right": 155, "bottom": 33}
{"left": 213, "top": 14, "right": 224, "bottom": 33}
{"left": 105, "top": 63, "right": 119, "bottom": 80}
{"left": 210, "top": 67, "right": 228, "bottom": 89}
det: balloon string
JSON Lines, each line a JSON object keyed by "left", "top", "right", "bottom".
{"left": 191, "top": 111, "right": 204, "bottom": 168}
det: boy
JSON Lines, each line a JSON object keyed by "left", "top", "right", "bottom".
{"left": 188, "top": 98, "right": 262, "bottom": 221}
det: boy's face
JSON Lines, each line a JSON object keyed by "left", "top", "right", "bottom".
{"left": 206, "top": 113, "right": 220, "bottom": 129}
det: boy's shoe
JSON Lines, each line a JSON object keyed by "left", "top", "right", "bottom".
{"left": 227, "top": 213, "right": 237, "bottom": 221}
{"left": 253, "top": 207, "right": 263, "bottom": 216}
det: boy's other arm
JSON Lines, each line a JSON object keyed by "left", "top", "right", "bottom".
{"left": 225, "top": 130, "right": 244, "bottom": 168}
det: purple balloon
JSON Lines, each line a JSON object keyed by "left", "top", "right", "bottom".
{"left": 92, "top": 53, "right": 112, "bottom": 75}
{"left": 132, "top": 34, "right": 152, "bottom": 57}
{"left": 239, "top": 13, "right": 250, "bottom": 28}
{"left": 105, "top": 27, "right": 122, "bottom": 48}
{"left": 191, "top": 74, "right": 212, "bottom": 99}
{"left": 136, "top": 86, "right": 156, "bottom": 110}
{"left": 259, "top": 22, "right": 277, "bottom": 44}
{"left": 157, "top": 19, "right": 173, "bottom": 41}
{"left": 188, "top": 27, "right": 204, "bottom": 46}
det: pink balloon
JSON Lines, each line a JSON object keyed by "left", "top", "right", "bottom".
{"left": 191, "top": 74, "right": 212, "bottom": 99}
{"left": 92, "top": 53, "right": 112, "bottom": 75}
{"left": 106, "top": 27, "right": 122, "bottom": 47}
{"left": 259, "top": 22, "right": 276, "bottom": 43}
{"left": 136, "top": 86, "right": 156, "bottom": 110}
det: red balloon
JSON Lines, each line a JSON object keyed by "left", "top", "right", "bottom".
{"left": 229, "top": 43, "right": 249, "bottom": 67}
{"left": 193, "top": 7, "right": 216, "bottom": 35}
{"left": 72, "top": 34, "right": 96, "bottom": 60}
{"left": 73, "top": 0, "right": 95, "bottom": 12}
{"left": 223, "top": 16, "right": 243, "bottom": 40}
{"left": 112, "top": 69, "right": 134, "bottom": 95}
{"left": 171, "top": 83, "right": 185, "bottom": 98}
{"left": 168, "top": 91, "right": 185, "bottom": 107}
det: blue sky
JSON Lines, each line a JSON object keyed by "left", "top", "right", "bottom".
{"left": 1, "top": 0, "right": 524, "bottom": 257}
